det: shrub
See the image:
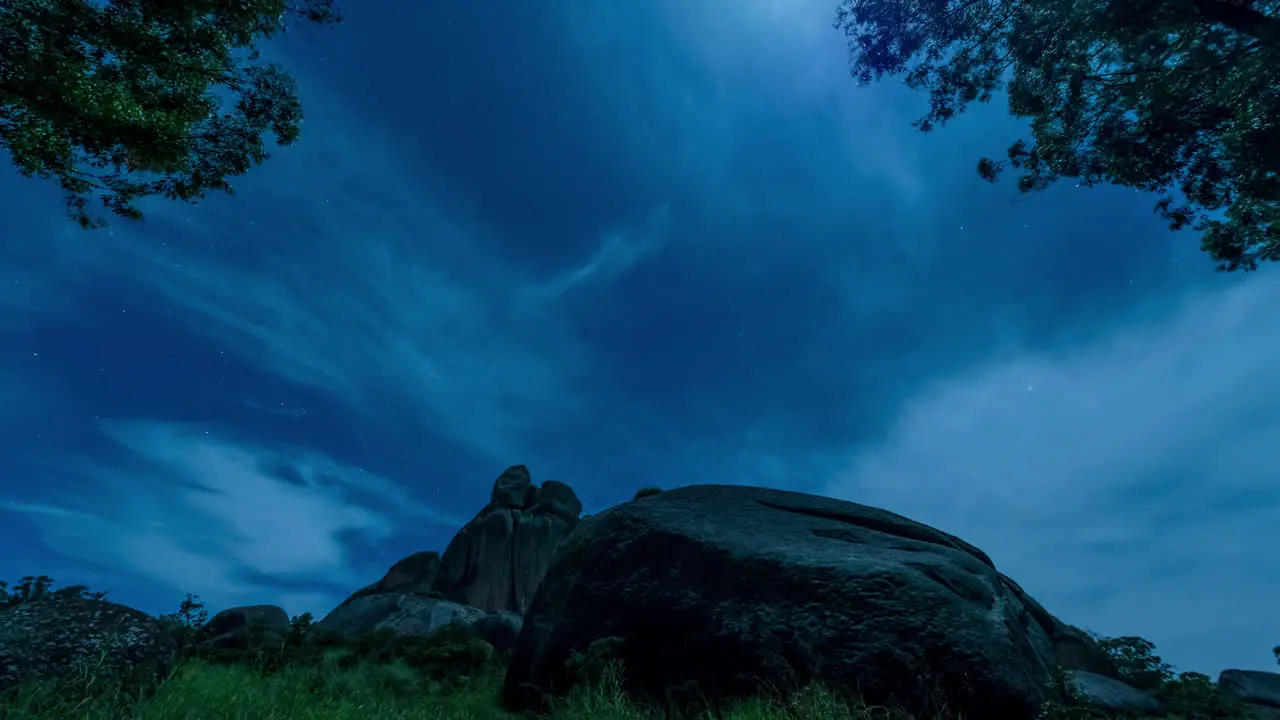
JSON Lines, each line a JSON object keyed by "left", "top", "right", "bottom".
{"left": 1088, "top": 633, "right": 1174, "bottom": 691}
{"left": 1155, "top": 671, "right": 1252, "bottom": 720}
{"left": 632, "top": 487, "right": 662, "bottom": 500}
{"left": 155, "top": 592, "right": 209, "bottom": 659}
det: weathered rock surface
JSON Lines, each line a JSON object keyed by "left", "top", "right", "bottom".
{"left": 1068, "top": 670, "right": 1164, "bottom": 715}
{"left": 503, "top": 484, "right": 1103, "bottom": 720}
{"left": 0, "top": 597, "right": 175, "bottom": 693}
{"left": 471, "top": 610, "right": 523, "bottom": 653}
{"left": 193, "top": 605, "right": 290, "bottom": 651}
{"left": 1221, "top": 669, "right": 1280, "bottom": 709}
{"left": 314, "top": 594, "right": 485, "bottom": 640}
{"left": 351, "top": 551, "right": 440, "bottom": 602}
{"left": 433, "top": 465, "right": 582, "bottom": 614}
{"left": 997, "top": 574, "right": 1119, "bottom": 677}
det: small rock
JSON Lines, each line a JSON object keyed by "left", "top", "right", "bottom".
{"left": 1068, "top": 670, "right": 1164, "bottom": 715}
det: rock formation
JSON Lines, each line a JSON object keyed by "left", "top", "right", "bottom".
{"left": 0, "top": 596, "right": 176, "bottom": 693}
{"left": 2, "top": 468, "right": 1272, "bottom": 720}
{"left": 432, "top": 465, "right": 581, "bottom": 614}
{"left": 502, "top": 484, "right": 1115, "bottom": 720}
{"left": 192, "top": 604, "right": 291, "bottom": 651}
{"left": 1220, "top": 669, "right": 1280, "bottom": 718}
{"left": 314, "top": 593, "right": 486, "bottom": 639}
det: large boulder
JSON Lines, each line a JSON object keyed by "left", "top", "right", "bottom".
{"left": 1220, "top": 669, "right": 1280, "bottom": 709}
{"left": 432, "top": 465, "right": 582, "bottom": 614}
{"left": 192, "top": 605, "right": 291, "bottom": 652}
{"left": 0, "top": 597, "right": 176, "bottom": 693}
{"left": 503, "top": 484, "right": 1092, "bottom": 720}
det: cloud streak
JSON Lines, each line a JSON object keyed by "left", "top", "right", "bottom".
{"left": 826, "top": 274, "right": 1280, "bottom": 675}
{"left": 18, "top": 73, "right": 613, "bottom": 462}
{"left": 4, "top": 419, "right": 459, "bottom": 616}
{"left": 522, "top": 203, "right": 672, "bottom": 305}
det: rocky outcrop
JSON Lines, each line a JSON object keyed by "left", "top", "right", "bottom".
{"left": 352, "top": 551, "right": 440, "bottom": 601}
{"left": 192, "top": 605, "right": 290, "bottom": 651}
{"left": 1220, "top": 669, "right": 1280, "bottom": 709}
{"left": 315, "top": 594, "right": 486, "bottom": 639}
{"left": 0, "top": 597, "right": 176, "bottom": 693}
{"left": 996, "top": 573, "right": 1120, "bottom": 677}
{"left": 432, "top": 465, "right": 581, "bottom": 614}
{"left": 503, "top": 484, "right": 1109, "bottom": 720}
{"left": 1067, "top": 670, "right": 1164, "bottom": 715}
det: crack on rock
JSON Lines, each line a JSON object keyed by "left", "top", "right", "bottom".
{"left": 756, "top": 499, "right": 994, "bottom": 569}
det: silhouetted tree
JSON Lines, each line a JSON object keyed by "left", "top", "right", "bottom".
{"left": 0, "top": 575, "right": 108, "bottom": 605}
{"left": 835, "top": 0, "right": 1279, "bottom": 270}
{"left": 1, "top": 0, "right": 341, "bottom": 227}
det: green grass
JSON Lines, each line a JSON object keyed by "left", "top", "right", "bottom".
{"left": 0, "top": 653, "right": 914, "bottom": 720}
{"left": 0, "top": 638, "right": 1253, "bottom": 720}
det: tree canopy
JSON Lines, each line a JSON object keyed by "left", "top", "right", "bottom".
{"left": 0, "top": 0, "right": 340, "bottom": 228}
{"left": 835, "top": 0, "right": 1279, "bottom": 271}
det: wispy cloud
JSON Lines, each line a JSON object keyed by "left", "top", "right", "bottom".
{"left": 15, "top": 74, "right": 605, "bottom": 461}
{"left": 6, "top": 419, "right": 459, "bottom": 615}
{"left": 0, "top": 500, "right": 89, "bottom": 519}
{"left": 825, "top": 274, "right": 1280, "bottom": 675}
{"left": 522, "top": 203, "right": 672, "bottom": 304}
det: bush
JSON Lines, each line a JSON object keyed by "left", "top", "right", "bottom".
{"left": 1087, "top": 633, "right": 1174, "bottom": 691}
{"left": 1156, "top": 671, "right": 1252, "bottom": 720}
{"left": 632, "top": 487, "right": 662, "bottom": 500}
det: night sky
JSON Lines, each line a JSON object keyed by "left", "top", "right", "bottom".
{"left": 2, "top": 0, "right": 1277, "bottom": 678}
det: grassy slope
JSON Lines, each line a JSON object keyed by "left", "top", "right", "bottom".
{"left": 0, "top": 654, "right": 885, "bottom": 720}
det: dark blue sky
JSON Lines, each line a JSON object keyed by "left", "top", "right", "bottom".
{"left": 2, "top": 0, "right": 1277, "bottom": 678}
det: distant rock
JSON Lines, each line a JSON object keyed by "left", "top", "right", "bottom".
{"left": 503, "top": 484, "right": 1107, "bottom": 720}
{"left": 432, "top": 465, "right": 582, "bottom": 614}
{"left": 0, "top": 597, "right": 175, "bottom": 693}
{"left": 1067, "top": 670, "right": 1164, "bottom": 715}
{"left": 1220, "top": 669, "right": 1280, "bottom": 709}
{"left": 314, "top": 593, "right": 485, "bottom": 639}
{"left": 192, "top": 605, "right": 291, "bottom": 652}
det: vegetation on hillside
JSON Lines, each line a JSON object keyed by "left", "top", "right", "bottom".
{"left": 0, "top": 576, "right": 1270, "bottom": 719}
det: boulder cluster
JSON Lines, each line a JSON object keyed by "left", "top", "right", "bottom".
{"left": 2, "top": 466, "right": 1275, "bottom": 720}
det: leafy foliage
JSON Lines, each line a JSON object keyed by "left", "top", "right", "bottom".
{"left": 154, "top": 592, "right": 210, "bottom": 657}
{"left": 1088, "top": 633, "right": 1175, "bottom": 691}
{"left": 0, "top": 0, "right": 342, "bottom": 228}
{"left": 834, "top": 0, "right": 1280, "bottom": 270}
{"left": 1155, "top": 671, "right": 1253, "bottom": 720}
{"left": 1038, "top": 636, "right": 1253, "bottom": 720}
